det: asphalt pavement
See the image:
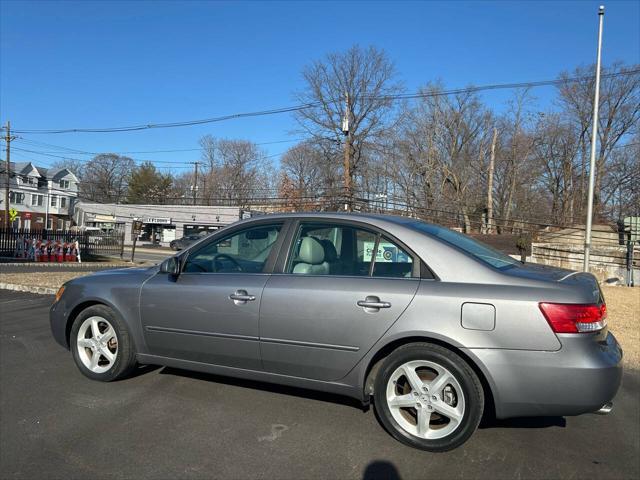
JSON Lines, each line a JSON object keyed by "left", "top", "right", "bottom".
{"left": 121, "top": 246, "right": 174, "bottom": 265}
{"left": 0, "top": 289, "right": 638, "bottom": 479}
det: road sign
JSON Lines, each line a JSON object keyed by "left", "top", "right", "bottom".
{"left": 132, "top": 220, "right": 143, "bottom": 235}
{"left": 8, "top": 208, "right": 18, "bottom": 222}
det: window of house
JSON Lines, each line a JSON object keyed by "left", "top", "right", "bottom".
{"left": 50, "top": 195, "right": 57, "bottom": 207}
{"left": 60, "top": 197, "right": 67, "bottom": 208}
{"left": 47, "top": 217, "right": 53, "bottom": 230}
{"left": 31, "top": 194, "right": 44, "bottom": 207}
{"left": 59, "top": 179, "right": 70, "bottom": 189}
{"left": 183, "top": 223, "right": 283, "bottom": 274}
{"left": 9, "top": 192, "right": 25, "bottom": 204}
{"left": 57, "top": 219, "right": 64, "bottom": 230}
{"left": 286, "top": 222, "right": 414, "bottom": 278}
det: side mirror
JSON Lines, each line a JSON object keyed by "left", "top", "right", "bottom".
{"left": 160, "top": 257, "right": 180, "bottom": 276}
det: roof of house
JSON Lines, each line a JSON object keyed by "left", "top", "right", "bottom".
{"left": 9, "top": 161, "right": 78, "bottom": 180}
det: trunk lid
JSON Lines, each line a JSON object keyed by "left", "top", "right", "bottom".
{"left": 503, "top": 263, "right": 603, "bottom": 304}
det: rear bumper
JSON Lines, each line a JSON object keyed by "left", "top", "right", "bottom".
{"left": 467, "top": 330, "right": 623, "bottom": 419}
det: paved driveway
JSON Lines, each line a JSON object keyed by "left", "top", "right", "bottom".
{"left": 0, "top": 290, "right": 638, "bottom": 479}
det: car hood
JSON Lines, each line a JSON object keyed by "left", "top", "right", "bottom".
{"left": 70, "top": 266, "right": 157, "bottom": 282}
{"left": 87, "top": 266, "right": 155, "bottom": 276}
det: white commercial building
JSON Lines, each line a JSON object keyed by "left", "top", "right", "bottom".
{"left": 73, "top": 202, "right": 251, "bottom": 246}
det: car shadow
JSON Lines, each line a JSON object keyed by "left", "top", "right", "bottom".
{"left": 158, "top": 366, "right": 369, "bottom": 410}
{"left": 480, "top": 415, "right": 566, "bottom": 429}
{"left": 154, "top": 366, "right": 568, "bottom": 430}
{"left": 128, "top": 363, "right": 162, "bottom": 378}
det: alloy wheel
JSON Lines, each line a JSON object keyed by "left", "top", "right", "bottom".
{"left": 76, "top": 316, "right": 118, "bottom": 374}
{"left": 385, "top": 360, "right": 466, "bottom": 440}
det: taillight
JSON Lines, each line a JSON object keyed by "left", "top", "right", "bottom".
{"left": 538, "top": 303, "right": 607, "bottom": 333}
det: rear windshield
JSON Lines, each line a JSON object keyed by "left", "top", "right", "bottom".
{"left": 409, "top": 221, "right": 520, "bottom": 270}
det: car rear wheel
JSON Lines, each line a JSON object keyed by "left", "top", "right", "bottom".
{"left": 70, "top": 305, "right": 136, "bottom": 381}
{"left": 373, "top": 343, "right": 484, "bottom": 452}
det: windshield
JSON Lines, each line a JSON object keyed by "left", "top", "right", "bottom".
{"left": 409, "top": 221, "right": 520, "bottom": 270}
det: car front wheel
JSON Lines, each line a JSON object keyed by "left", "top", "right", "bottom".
{"left": 70, "top": 305, "right": 136, "bottom": 381}
{"left": 373, "top": 343, "right": 484, "bottom": 452}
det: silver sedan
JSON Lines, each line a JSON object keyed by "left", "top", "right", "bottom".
{"left": 50, "top": 213, "right": 622, "bottom": 451}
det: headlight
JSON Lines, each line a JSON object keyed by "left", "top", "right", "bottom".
{"left": 55, "top": 285, "right": 66, "bottom": 303}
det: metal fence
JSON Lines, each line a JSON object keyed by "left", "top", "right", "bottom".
{"left": 0, "top": 228, "right": 124, "bottom": 259}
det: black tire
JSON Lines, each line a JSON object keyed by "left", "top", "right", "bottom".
{"left": 373, "top": 343, "right": 484, "bottom": 452}
{"left": 70, "top": 305, "right": 137, "bottom": 382}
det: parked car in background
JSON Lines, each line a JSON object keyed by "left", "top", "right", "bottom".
{"left": 169, "top": 233, "right": 207, "bottom": 250}
{"left": 50, "top": 213, "right": 622, "bottom": 451}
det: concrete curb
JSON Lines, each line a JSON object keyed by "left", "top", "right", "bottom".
{"left": 0, "top": 283, "right": 56, "bottom": 295}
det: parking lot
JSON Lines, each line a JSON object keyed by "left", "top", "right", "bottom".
{"left": 0, "top": 289, "right": 638, "bottom": 480}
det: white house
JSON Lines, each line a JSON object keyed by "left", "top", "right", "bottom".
{"left": 2, "top": 162, "right": 79, "bottom": 230}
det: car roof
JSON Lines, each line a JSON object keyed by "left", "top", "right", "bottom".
{"left": 242, "top": 211, "right": 420, "bottom": 226}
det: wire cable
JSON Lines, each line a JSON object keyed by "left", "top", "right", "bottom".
{"left": 5, "top": 69, "right": 638, "bottom": 134}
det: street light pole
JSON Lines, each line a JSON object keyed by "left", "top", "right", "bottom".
{"left": 583, "top": 5, "right": 605, "bottom": 272}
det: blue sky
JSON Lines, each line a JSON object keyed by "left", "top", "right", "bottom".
{"left": 1, "top": 0, "right": 639, "bottom": 173}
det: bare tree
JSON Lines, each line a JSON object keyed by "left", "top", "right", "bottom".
{"left": 280, "top": 141, "right": 322, "bottom": 195}
{"left": 601, "top": 136, "right": 640, "bottom": 220}
{"left": 532, "top": 113, "right": 580, "bottom": 224}
{"left": 80, "top": 154, "right": 135, "bottom": 203}
{"left": 558, "top": 62, "right": 640, "bottom": 218}
{"left": 199, "top": 135, "right": 274, "bottom": 207}
{"left": 294, "top": 45, "right": 403, "bottom": 198}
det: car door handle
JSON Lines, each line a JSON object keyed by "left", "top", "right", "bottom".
{"left": 357, "top": 296, "right": 391, "bottom": 310}
{"left": 229, "top": 290, "right": 256, "bottom": 304}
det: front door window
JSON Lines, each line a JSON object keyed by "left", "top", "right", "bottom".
{"left": 184, "top": 224, "right": 282, "bottom": 273}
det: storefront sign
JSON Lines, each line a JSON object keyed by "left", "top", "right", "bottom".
{"left": 92, "top": 214, "right": 117, "bottom": 222}
{"left": 143, "top": 217, "right": 171, "bottom": 224}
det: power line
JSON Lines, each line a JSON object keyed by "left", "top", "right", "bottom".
{"left": 8, "top": 146, "right": 289, "bottom": 167}
{"left": 371, "top": 69, "right": 640, "bottom": 101}
{"left": 5, "top": 69, "right": 638, "bottom": 135}
{"left": 10, "top": 137, "right": 306, "bottom": 155}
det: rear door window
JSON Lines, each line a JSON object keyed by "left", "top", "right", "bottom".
{"left": 286, "top": 222, "right": 415, "bottom": 278}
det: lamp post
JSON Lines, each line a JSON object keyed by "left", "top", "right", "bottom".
{"left": 583, "top": 5, "right": 605, "bottom": 272}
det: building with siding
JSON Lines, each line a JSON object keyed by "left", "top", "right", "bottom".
{"left": 1, "top": 162, "right": 79, "bottom": 230}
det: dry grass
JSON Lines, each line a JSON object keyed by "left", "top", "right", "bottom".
{"left": 0, "top": 271, "right": 96, "bottom": 289}
{"left": 1, "top": 272, "right": 638, "bottom": 368}
{"left": 602, "top": 286, "right": 639, "bottom": 369}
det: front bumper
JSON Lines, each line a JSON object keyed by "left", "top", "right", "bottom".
{"left": 50, "top": 297, "right": 70, "bottom": 349}
{"left": 468, "top": 330, "right": 623, "bottom": 419}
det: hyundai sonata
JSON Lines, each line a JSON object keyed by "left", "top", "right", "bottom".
{"left": 50, "top": 213, "right": 622, "bottom": 451}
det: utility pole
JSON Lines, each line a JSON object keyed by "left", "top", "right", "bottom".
{"left": 584, "top": 5, "right": 605, "bottom": 272}
{"left": 4, "top": 121, "right": 16, "bottom": 228}
{"left": 192, "top": 161, "right": 199, "bottom": 206}
{"left": 486, "top": 127, "right": 497, "bottom": 234}
{"left": 342, "top": 92, "right": 352, "bottom": 212}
